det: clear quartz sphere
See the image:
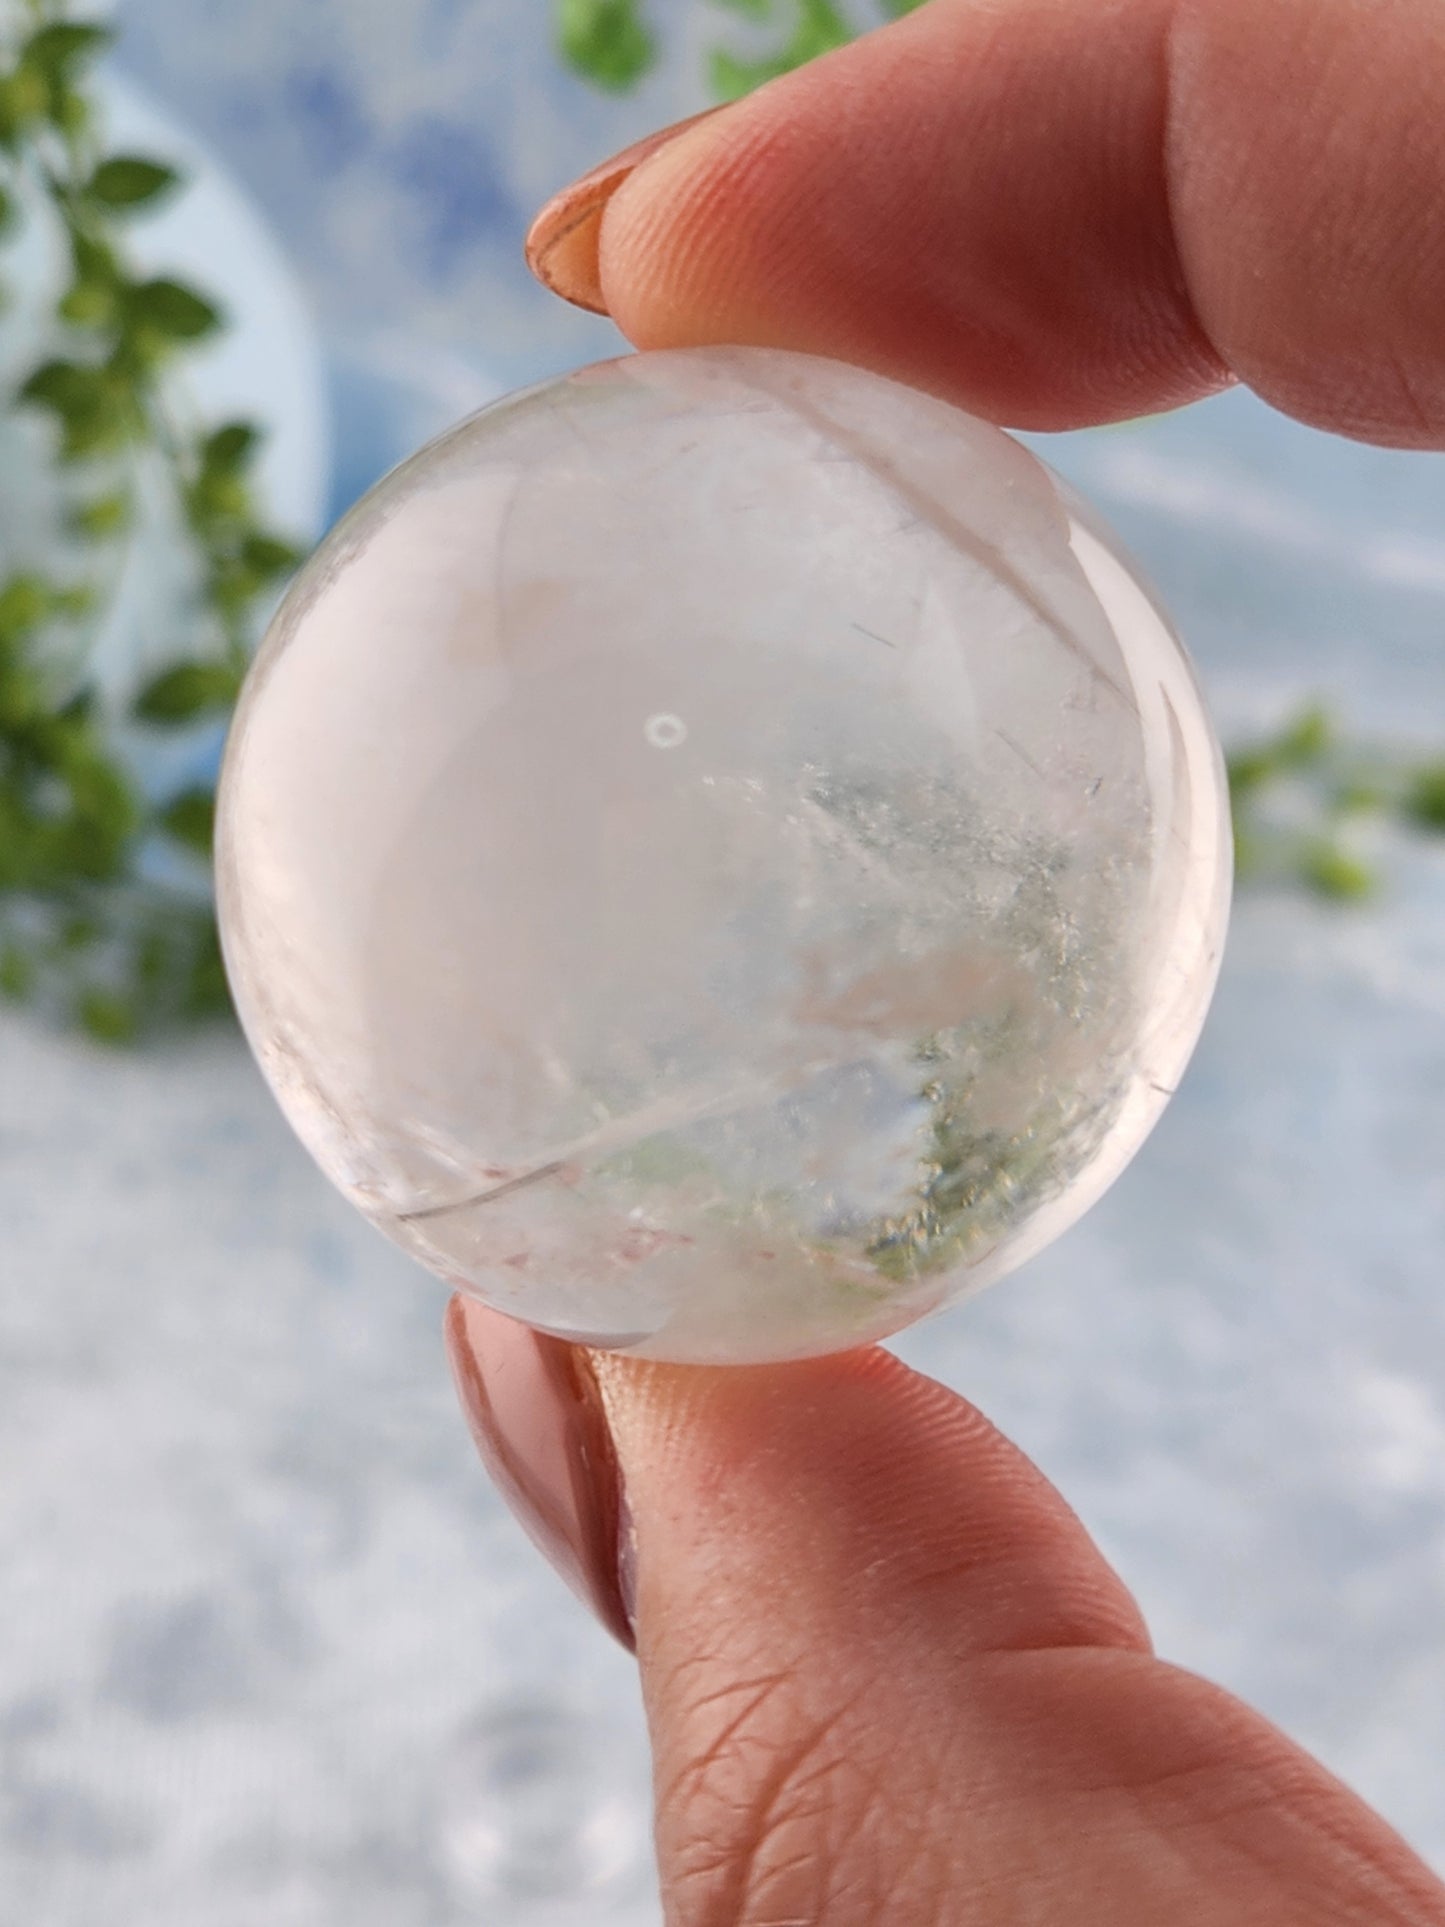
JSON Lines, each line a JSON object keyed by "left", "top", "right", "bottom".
{"left": 217, "top": 347, "right": 1230, "bottom": 1365}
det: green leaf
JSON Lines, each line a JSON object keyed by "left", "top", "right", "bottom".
{"left": 240, "top": 533, "right": 304, "bottom": 580}
{"left": 86, "top": 155, "right": 183, "bottom": 211}
{"left": 0, "top": 572, "right": 54, "bottom": 641}
{"left": 17, "top": 357, "right": 129, "bottom": 457}
{"left": 133, "top": 660, "right": 240, "bottom": 723}
{"left": 709, "top": 0, "right": 852, "bottom": 97}
{"left": 187, "top": 470, "right": 251, "bottom": 533}
{"left": 1225, "top": 701, "right": 1335, "bottom": 801}
{"left": 0, "top": 183, "right": 17, "bottom": 237}
{"left": 66, "top": 227, "right": 121, "bottom": 291}
{"left": 18, "top": 357, "right": 104, "bottom": 418}
{"left": 0, "top": 663, "right": 41, "bottom": 728}
{"left": 58, "top": 279, "right": 114, "bottom": 328}
{"left": 133, "top": 926, "right": 174, "bottom": 993}
{"left": 70, "top": 490, "right": 132, "bottom": 540}
{"left": 158, "top": 786, "right": 215, "bottom": 855}
{"left": 707, "top": 48, "right": 756, "bottom": 97}
{"left": 557, "top": 0, "right": 657, "bottom": 90}
{"left": 51, "top": 584, "right": 97, "bottom": 620}
{"left": 125, "top": 277, "right": 223, "bottom": 342}
{"left": 208, "top": 560, "right": 268, "bottom": 620}
{"left": 21, "top": 22, "right": 115, "bottom": 78}
{"left": 78, "top": 986, "right": 138, "bottom": 1046}
{"left": 201, "top": 421, "right": 261, "bottom": 476}
{"left": 56, "top": 684, "right": 97, "bottom": 726}
{"left": 0, "top": 65, "right": 50, "bottom": 146}
{"left": 1300, "top": 841, "right": 1375, "bottom": 902}
{"left": 1225, "top": 748, "right": 1271, "bottom": 800}
{"left": 52, "top": 88, "right": 90, "bottom": 141}
{"left": 1405, "top": 762, "right": 1445, "bottom": 832}
{"left": 1333, "top": 779, "right": 1387, "bottom": 816}
{"left": 46, "top": 820, "right": 128, "bottom": 885}
{"left": 57, "top": 914, "right": 100, "bottom": 954}
{"left": 0, "top": 943, "right": 33, "bottom": 1001}
{"left": 1275, "top": 701, "right": 1333, "bottom": 766}
{"left": 181, "top": 918, "right": 232, "bottom": 1020}
{"left": 60, "top": 407, "right": 130, "bottom": 462}
{"left": 0, "top": 799, "right": 41, "bottom": 890}
{"left": 877, "top": 0, "right": 928, "bottom": 15}
{"left": 54, "top": 749, "right": 141, "bottom": 859}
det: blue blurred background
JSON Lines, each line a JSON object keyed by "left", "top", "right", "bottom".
{"left": 2, "top": 4, "right": 1443, "bottom": 1922}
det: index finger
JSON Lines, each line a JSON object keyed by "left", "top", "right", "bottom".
{"left": 530, "top": 0, "right": 1445, "bottom": 445}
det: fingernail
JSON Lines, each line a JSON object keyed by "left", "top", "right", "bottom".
{"left": 525, "top": 105, "right": 729, "bottom": 314}
{"left": 445, "top": 1296, "right": 635, "bottom": 1652}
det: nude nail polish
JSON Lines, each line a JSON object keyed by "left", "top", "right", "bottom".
{"left": 525, "top": 105, "right": 728, "bottom": 314}
{"left": 445, "top": 1296, "right": 635, "bottom": 1652}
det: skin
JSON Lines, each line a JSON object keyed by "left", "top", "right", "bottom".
{"left": 495, "top": 2, "right": 1445, "bottom": 1919}
{"left": 595, "top": 0, "right": 1445, "bottom": 444}
{"left": 586, "top": 1347, "right": 1445, "bottom": 1926}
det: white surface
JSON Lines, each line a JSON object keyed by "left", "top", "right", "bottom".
{"left": 0, "top": 1010, "right": 655, "bottom": 1926}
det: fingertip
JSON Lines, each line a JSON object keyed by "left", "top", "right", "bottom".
{"left": 590, "top": 1343, "right": 1152, "bottom": 1665}
{"left": 524, "top": 104, "right": 738, "bottom": 316}
{"left": 524, "top": 196, "right": 610, "bottom": 315}
{"left": 445, "top": 1296, "right": 636, "bottom": 1652}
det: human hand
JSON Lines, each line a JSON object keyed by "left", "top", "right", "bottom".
{"left": 450, "top": 4, "right": 1445, "bottom": 1920}
{"left": 449, "top": 1299, "right": 1445, "bottom": 1926}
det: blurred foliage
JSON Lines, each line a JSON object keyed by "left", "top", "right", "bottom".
{"left": 1228, "top": 702, "right": 1445, "bottom": 902}
{"left": 557, "top": 0, "right": 658, "bottom": 92}
{"left": 0, "top": 0, "right": 301, "bottom": 1042}
{"left": 556, "top": 0, "right": 927, "bottom": 96}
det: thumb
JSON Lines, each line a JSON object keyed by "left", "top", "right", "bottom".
{"left": 447, "top": 1298, "right": 1445, "bottom": 1926}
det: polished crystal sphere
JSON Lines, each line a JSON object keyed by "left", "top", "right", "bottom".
{"left": 217, "top": 347, "right": 1230, "bottom": 1365}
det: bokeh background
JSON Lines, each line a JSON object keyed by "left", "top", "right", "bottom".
{"left": 2, "top": 3, "right": 1444, "bottom": 1922}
